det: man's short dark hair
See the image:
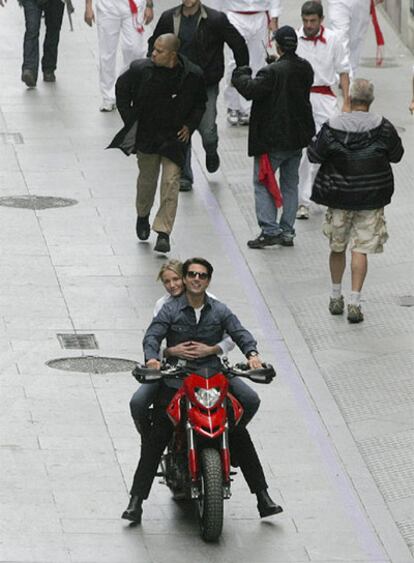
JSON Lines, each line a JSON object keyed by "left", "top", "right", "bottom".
{"left": 182, "top": 257, "right": 214, "bottom": 279}
{"left": 301, "top": 1, "right": 324, "bottom": 18}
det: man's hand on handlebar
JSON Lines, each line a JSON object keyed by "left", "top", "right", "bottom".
{"left": 247, "top": 355, "right": 263, "bottom": 369}
{"left": 146, "top": 358, "right": 161, "bottom": 370}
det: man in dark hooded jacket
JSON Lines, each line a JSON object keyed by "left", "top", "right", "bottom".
{"left": 108, "top": 33, "right": 207, "bottom": 254}
{"left": 308, "top": 78, "right": 404, "bottom": 323}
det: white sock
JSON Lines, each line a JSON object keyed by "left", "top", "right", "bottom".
{"left": 349, "top": 291, "right": 361, "bottom": 306}
{"left": 331, "top": 284, "right": 342, "bottom": 298}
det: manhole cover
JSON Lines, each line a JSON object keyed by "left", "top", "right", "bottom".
{"left": 46, "top": 356, "right": 137, "bottom": 374}
{"left": 0, "top": 195, "right": 78, "bottom": 210}
{"left": 359, "top": 57, "right": 399, "bottom": 68}
{"left": 399, "top": 295, "right": 414, "bottom": 307}
{"left": 57, "top": 333, "right": 98, "bottom": 350}
{"left": 0, "top": 132, "right": 24, "bottom": 145}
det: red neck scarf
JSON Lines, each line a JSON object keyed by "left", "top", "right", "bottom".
{"left": 301, "top": 25, "right": 326, "bottom": 45}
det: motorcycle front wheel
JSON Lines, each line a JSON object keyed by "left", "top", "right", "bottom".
{"left": 197, "top": 448, "right": 224, "bottom": 542}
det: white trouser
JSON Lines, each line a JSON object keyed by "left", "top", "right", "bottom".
{"left": 327, "top": 0, "right": 371, "bottom": 77}
{"left": 96, "top": 0, "right": 150, "bottom": 104}
{"left": 298, "top": 93, "right": 338, "bottom": 207}
{"left": 224, "top": 11, "right": 268, "bottom": 114}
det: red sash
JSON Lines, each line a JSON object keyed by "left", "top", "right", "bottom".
{"left": 370, "top": 0, "right": 384, "bottom": 66}
{"left": 310, "top": 85, "right": 336, "bottom": 97}
{"left": 128, "top": 0, "right": 144, "bottom": 33}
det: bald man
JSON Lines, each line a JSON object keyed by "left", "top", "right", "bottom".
{"left": 109, "top": 34, "right": 207, "bottom": 253}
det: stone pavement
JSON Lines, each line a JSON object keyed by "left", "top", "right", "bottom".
{"left": 0, "top": 1, "right": 413, "bottom": 562}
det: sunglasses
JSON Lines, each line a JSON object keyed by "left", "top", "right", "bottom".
{"left": 186, "top": 270, "right": 209, "bottom": 280}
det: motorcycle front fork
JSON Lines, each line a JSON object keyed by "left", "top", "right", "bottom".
{"left": 187, "top": 422, "right": 232, "bottom": 500}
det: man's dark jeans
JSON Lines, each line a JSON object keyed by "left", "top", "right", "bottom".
{"left": 182, "top": 83, "right": 219, "bottom": 185}
{"left": 21, "top": 0, "right": 65, "bottom": 79}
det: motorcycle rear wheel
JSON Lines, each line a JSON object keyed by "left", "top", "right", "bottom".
{"left": 197, "top": 448, "right": 223, "bottom": 542}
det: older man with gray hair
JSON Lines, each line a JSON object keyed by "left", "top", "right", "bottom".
{"left": 308, "top": 78, "right": 404, "bottom": 323}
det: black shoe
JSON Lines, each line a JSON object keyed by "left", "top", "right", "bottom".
{"left": 247, "top": 233, "right": 281, "bottom": 249}
{"left": 21, "top": 69, "right": 36, "bottom": 88}
{"left": 256, "top": 490, "right": 283, "bottom": 518}
{"left": 179, "top": 179, "right": 193, "bottom": 192}
{"left": 43, "top": 70, "right": 56, "bottom": 82}
{"left": 280, "top": 236, "right": 294, "bottom": 247}
{"left": 273, "top": 233, "right": 294, "bottom": 247}
{"left": 154, "top": 232, "right": 170, "bottom": 253}
{"left": 206, "top": 151, "right": 220, "bottom": 173}
{"left": 136, "top": 215, "right": 150, "bottom": 240}
{"left": 121, "top": 496, "right": 143, "bottom": 523}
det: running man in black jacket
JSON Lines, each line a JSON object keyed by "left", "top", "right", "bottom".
{"left": 108, "top": 34, "right": 207, "bottom": 253}
{"left": 148, "top": 0, "right": 249, "bottom": 191}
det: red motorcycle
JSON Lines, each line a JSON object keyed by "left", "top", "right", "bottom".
{"left": 132, "top": 361, "right": 275, "bottom": 542}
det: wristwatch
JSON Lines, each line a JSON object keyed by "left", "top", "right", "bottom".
{"left": 246, "top": 350, "right": 259, "bottom": 359}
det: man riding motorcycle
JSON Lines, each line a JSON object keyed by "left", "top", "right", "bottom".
{"left": 122, "top": 257, "right": 283, "bottom": 523}
{"left": 129, "top": 258, "right": 260, "bottom": 434}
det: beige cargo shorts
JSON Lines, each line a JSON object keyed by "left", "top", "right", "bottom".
{"left": 323, "top": 208, "right": 388, "bottom": 253}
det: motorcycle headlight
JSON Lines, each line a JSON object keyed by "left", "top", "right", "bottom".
{"left": 194, "top": 387, "right": 221, "bottom": 408}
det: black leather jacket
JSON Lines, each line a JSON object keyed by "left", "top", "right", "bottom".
{"left": 148, "top": 4, "right": 249, "bottom": 86}
{"left": 107, "top": 56, "right": 206, "bottom": 167}
{"left": 232, "top": 52, "right": 315, "bottom": 156}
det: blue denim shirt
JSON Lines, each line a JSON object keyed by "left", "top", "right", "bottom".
{"left": 143, "top": 293, "right": 258, "bottom": 368}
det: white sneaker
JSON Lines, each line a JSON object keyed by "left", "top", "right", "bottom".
{"left": 227, "top": 109, "right": 239, "bottom": 126}
{"left": 238, "top": 111, "right": 250, "bottom": 126}
{"left": 296, "top": 205, "right": 309, "bottom": 220}
{"left": 99, "top": 101, "right": 116, "bottom": 112}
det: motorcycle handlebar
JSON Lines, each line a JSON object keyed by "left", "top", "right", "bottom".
{"left": 132, "top": 362, "right": 276, "bottom": 384}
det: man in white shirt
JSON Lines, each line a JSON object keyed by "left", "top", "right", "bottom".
{"left": 84, "top": 0, "right": 154, "bottom": 112}
{"left": 296, "top": 0, "right": 350, "bottom": 220}
{"left": 223, "top": 0, "right": 281, "bottom": 126}
{"left": 327, "top": 0, "right": 384, "bottom": 78}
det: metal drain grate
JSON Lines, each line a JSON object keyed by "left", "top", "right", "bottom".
{"left": 0, "top": 195, "right": 78, "bottom": 210}
{"left": 0, "top": 132, "right": 24, "bottom": 145}
{"left": 57, "top": 333, "right": 98, "bottom": 350}
{"left": 46, "top": 356, "right": 137, "bottom": 374}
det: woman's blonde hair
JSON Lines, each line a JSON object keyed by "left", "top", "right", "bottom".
{"left": 157, "top": 259, "right": 183, "bottom": 281}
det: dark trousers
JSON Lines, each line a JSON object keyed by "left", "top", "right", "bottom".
{"left": 130, "top": 389, "right": 267, "bottom": 499}
{"left": 21, "top": 0, "right": 65, "bottom": 78}
{"left": 181, "top": 84, "right": 219, "bottom": 185}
